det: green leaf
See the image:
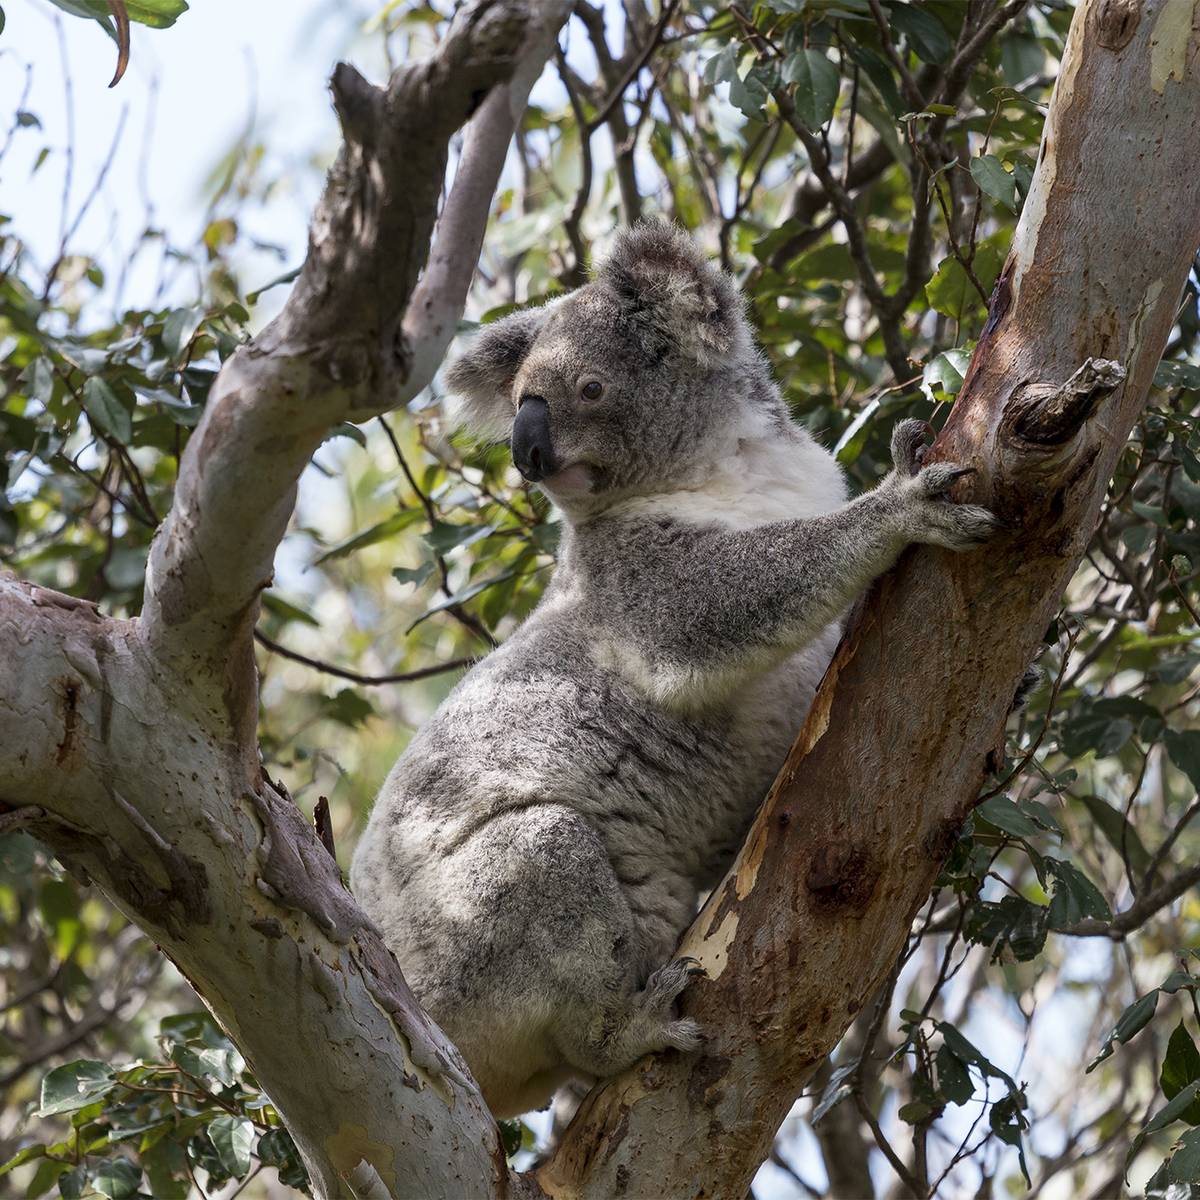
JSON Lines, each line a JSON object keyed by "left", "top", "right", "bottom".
{"left": 423, "top": 520, "right": 496, "bottom": 556}
{"left": 729, "top": 66, "right": 769, "bottom": 122}
{"left": 783, "top": 50, "right": 840, "bottom": 130}
{"left": 82, "top": 377, "right": 132, "bottom": 444}
{"left": 261, "top": 593, "right": 320, "bottom": 628}
{"left": 1162, "top": 1022, "right": 1200, "bottom": 1124}
{"left": 0, "top": 1143, "right": 46, "bottom": 1176}
{"left": 1061, "top": 695, "right": 1161, "bottom": 759}
{"left": 322, "top": 689, "right": 376, "bottom": 729}
{"left": 970, "top": 154, "right": 1018, "bottom": 212}
{"left": 1046, "top": 858, "right": 1112, "bottom": 929}
{"left": 120, "top": 0, "right": 188, "bottom": 27}
{"left": 141, "top": 1137, "right": 189, "bottom": 1199}
{"left": 37, "top": 1060, "right": 115, "bottom": 1116}
{"left": 898, "top": 1099, "right": 936, "bottom": 1123}
{"left": 811, "top": 1064, "right": 855, "bottom": 1124}
{"left": 314, "top": 510, "right": 422, "bottom": 565}
{"left": 1128, "top": 1079, "right": 1200, "bottom": 1172}
{"left": 989, "top": 1089, "right": 1031, "bottom": 1185}
{"left": 1168, "top": 1127, "right": 1200, "bottom": 1182}
{"left": 935, "top": 1021, "right": 1017, "bottom": 1090}
{"left": 406, "top": 568, "right": 523, "bottom": 633}
{"left": 1163, "top": 971, "right": 1200, "bottom": 994}
{"left": 24, "top": 356, "right": 54, "bottom": 404}
{"left": 924, "top": 234, "right": 1006, "bottom": 323}
{"left": 887, "top": 2, "right": 953, "bottom": 62}
{"left": 28, "top": 1158, "right": 72, "bottom": 1198}
{"left": 246, "top": 264, "right": 302, "bottom": 305}
{"left": 256, "top": 1128, "right": 307, "bottom": 1189}
{"left": 167, "top": 1040, "right": 243, "bottom": 1085}
{"left": 846, "top": 45, "right": 903, "bottom": 115}
{"left": 392, "top": 563, "right": 434, "bottom": 588}
{"left": 161, "top": 306, "right": 204, "bottom": 358}
{"left": 977, "top": 795, "right": 1039, "bottom": 838}
{"left": 1077, "top": 794, "right": 1150, "bottom": 874}
{"left": 1155, "top": 360, "right": 1200, "bottom": 390}
{"left": 964, "top": 896, "right": 1047, "bottom": 963}
{"left": 326, "top": 421, "right": 367, "bottom": 447}
{"left": 936, "top": 1045, "right": 974, "bottom": 1105}
{"left": 57, "top": 1161, "right": 87, "bottom": 1200}
{"left": 1165, "top": 729, "right": 1200, "bottom": 790}
{"left": 208, "top": 1116, "right": 254, "bottom": 1178}
{"left": 91, "top": 1158, "right": 141, "bottom": 1199}
{"left": 703, "top": 44, "right": 738, "bottom": 86}
{"left": 922, "top": 348, "right": 971, "bottom": 401}
{"left": 1088, "top": 989, "right": 1160, "bottom": 1071}
{"left": 159, "top": 1010, "right": 230, "bottom": 1047}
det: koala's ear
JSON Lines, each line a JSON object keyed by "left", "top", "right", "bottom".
{"left": 597, "top": 219, "right": 750, "bottom": 364}
{"left": 443, "top": 304, "right": 551, "bottom": 440}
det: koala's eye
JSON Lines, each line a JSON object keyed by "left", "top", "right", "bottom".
{"left": 581, "top": 380, "right": 604, "bottom": 401}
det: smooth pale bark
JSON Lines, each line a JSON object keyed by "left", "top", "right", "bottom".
{"left": 540, "top": 1, "right": 1200, "bottom": 1196}
{"left": 0, "top": 2, "right": 568, "bottom": 1197}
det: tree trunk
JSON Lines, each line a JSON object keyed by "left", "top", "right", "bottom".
{"left": 1, "top": 2, "right": 1198, "bottom": 1199}
{"left": 540, "top": 1, "right": 1200, "bottom": 1196}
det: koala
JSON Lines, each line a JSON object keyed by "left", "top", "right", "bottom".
{"left": 350, "top": 221, "right": 998, "bottom": 1119}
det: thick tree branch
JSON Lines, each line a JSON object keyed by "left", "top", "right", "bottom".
{"left": 1, "top": 5, "right": 570, "bottom": 1196}
{"left": 543, "top": 3, "right": 1200, "bottom": 1195}
{"left": 140, "top": 0, "right": 569, "bottom": 699}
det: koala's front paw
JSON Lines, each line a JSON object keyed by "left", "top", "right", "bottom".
{"left": 888, "top": 420, "right": 1002, "bottom": 551}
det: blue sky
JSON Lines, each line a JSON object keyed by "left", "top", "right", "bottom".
{"left": 1, "top": 0, "right": 385, "bottom": 311}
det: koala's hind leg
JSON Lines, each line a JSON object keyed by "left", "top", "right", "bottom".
{"left": 431, "top": 805, "right": 699, "bottom": 1114}
{"left": 552, "top": 954, "right": 705, "bottom": 1082}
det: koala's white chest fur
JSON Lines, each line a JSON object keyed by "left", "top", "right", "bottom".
{"left": 614, "top": 429, "right": 848, "bottom": 531}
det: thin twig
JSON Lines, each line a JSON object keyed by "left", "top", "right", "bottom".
{"left": 254, "top": 630, "right": 472, "bottom": 687}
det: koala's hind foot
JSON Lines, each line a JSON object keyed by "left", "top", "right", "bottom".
{"left": 887, "top": 419, "right": 1002, "bottom": 551}
{"left": 558, "top": 955, "right": 705, "bottom": 1081}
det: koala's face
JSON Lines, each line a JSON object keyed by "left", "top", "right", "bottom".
{"left": 444, "top": 221, "right": 761, "bottom": 516}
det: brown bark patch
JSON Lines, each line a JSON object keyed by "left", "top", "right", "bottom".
{"left": 54, "top": 676, "right": 82, "bottom": 767}
{"left": 805, "top": 840, "right": 878, "bottom": 914}
{"left": 1095, "top": 0, "right": 1142, "bottom": 49}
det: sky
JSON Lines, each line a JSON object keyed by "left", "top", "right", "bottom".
{"left": 0, "top": 0, "right": 387, "bottom": 315}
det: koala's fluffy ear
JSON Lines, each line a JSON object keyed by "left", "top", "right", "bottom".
{"left": 597, "top": 220, "right": 750, "bottom": 364}
{"left": 443, "top": 304, "right": 552, "bottom": 441}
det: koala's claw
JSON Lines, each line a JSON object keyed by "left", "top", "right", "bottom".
{"left": 915, "top": 462, "right": 977, "bottom": 498}
{"left": 676, "top": 955, "right": 708, "bottom": 979}
{"left": 890, "top": 418, "right": 931, "bottom": 478}
{"left": 643, "top": 958, "right": 700, "bottom": 1006}
{"left": 924, "top": 503, "right": 1004, "bottom": 550}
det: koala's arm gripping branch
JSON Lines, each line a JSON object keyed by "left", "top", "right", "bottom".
{"left": 601, "top": 469, "right": 990, "bottom": 695}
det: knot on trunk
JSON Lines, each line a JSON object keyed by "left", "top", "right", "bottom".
{"left": 1005, "top": 358, "right": 1126, "bottom": 447}
{"left": 330, "top": 62, "right": 384, "bottom": 150}
{"left": 805, "top": 840, "right": 878, "bottom": 914}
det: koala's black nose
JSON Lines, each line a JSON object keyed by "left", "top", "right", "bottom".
{"left": 512, "top": 395, "right": 556, "bottom": 482}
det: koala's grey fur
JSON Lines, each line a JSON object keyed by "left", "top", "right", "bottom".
{"left": 351, "top": 221, "right": 998, "bottom": 1118}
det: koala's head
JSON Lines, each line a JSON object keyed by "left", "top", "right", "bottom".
{"left": 444, "top": 221, "right": 782, "bottom": 516}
